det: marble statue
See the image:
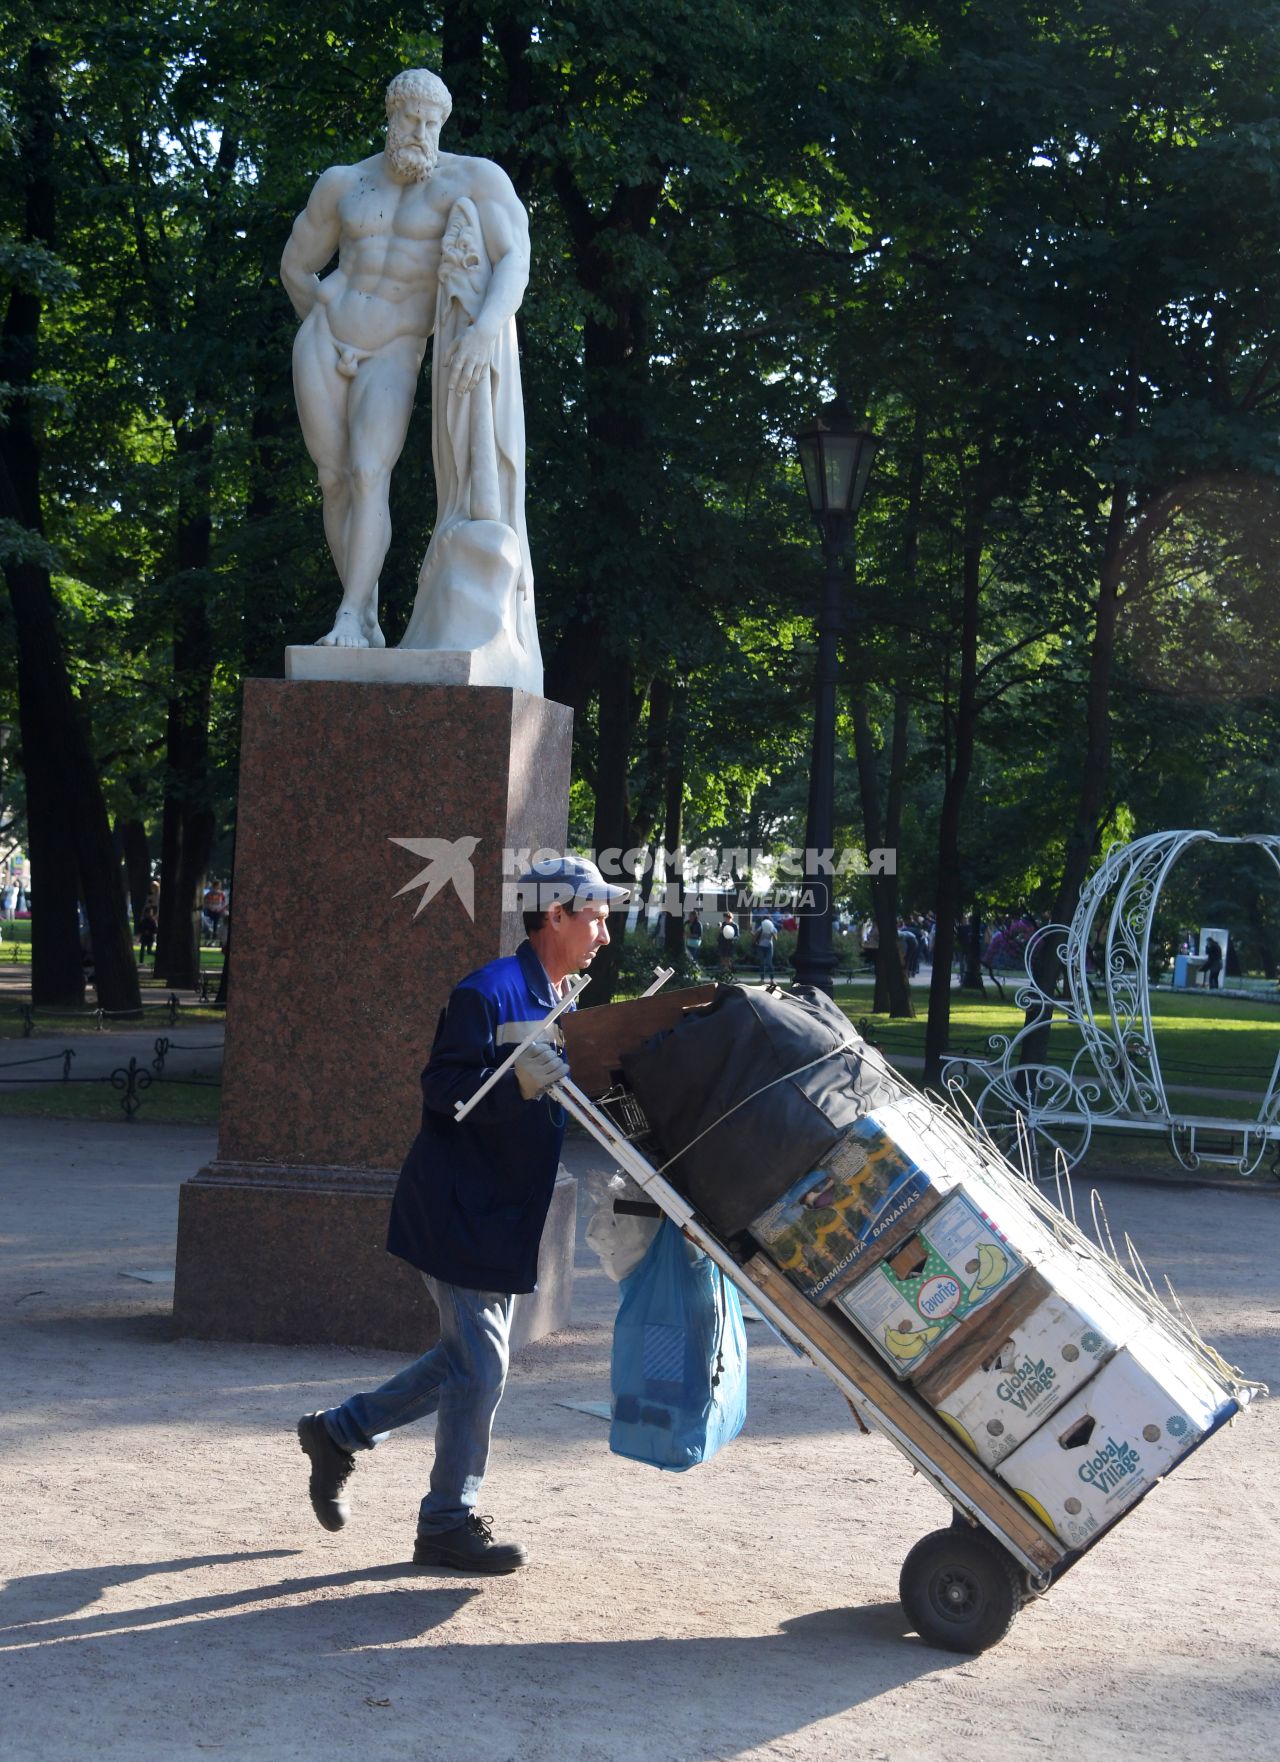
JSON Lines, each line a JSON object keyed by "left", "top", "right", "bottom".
{"left": 281, "top": 69, "right": 542, "bottom": 693}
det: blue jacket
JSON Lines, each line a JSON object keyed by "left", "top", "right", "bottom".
{"left": 386, "top": 940, "right": 567, "bottom": 1294}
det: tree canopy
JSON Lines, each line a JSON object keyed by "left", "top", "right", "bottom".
{"left": 2, "top": 0, "right": 1277, "bottom": 1038}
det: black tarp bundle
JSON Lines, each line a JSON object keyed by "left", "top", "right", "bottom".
{"left": 621, "top": 984, "right": 904, "bottom": 1236}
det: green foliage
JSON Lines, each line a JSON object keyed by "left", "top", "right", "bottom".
{"left": 610, "top": 930, "right": 706, "bottom": 996}
{"left": 0, "top": 0, "right": 1276, "bottom": 992}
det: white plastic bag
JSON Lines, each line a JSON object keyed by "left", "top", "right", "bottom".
{"left": 584, "top": 1170, "right": 662, "bottom": 1282}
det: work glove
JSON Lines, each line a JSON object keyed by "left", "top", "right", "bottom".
{"left": 513, "top": 1039, "right": 569, "bottom": 1101}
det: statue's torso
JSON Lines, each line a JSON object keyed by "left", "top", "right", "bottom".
{"left": 320, "top": 153, "right": 494, "bottom": 353}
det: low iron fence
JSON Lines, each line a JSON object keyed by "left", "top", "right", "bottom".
{"left": 0, "top": 1030, "right": 222, "bottom": 1121}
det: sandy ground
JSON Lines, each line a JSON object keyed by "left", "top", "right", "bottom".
{"left": 1, "top": 1118, "right": 1277, "bottom": 1762}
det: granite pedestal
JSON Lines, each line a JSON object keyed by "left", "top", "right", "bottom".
{"left": 172, "top": 680, "right": 576, "bottom": 1352}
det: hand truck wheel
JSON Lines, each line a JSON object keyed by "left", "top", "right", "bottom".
{"left": 899, "top": 1525, "right": 1024, "bottom": 1654}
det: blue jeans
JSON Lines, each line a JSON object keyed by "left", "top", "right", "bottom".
{"left": 323, "top": 1278, "right": 517, "bottom": 1536}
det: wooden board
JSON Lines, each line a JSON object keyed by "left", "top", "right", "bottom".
{"left": 912, "top": 1267, "right": 1056, "bottom": 1405}
{"left": 561, "top": 985, "right": 719, "bottom": 1099}
{"left": 745, "top": 1253, "right": 1064, "bottom": 1572}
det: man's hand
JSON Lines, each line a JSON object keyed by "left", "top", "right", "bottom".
{"left": 513, "top": 1040, "right": 568, "bottom": 1101}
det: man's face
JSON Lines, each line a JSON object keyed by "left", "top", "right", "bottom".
{"left": 386, "top": 101, "right": 444, "bottom": 184}
{"left": 557, "top": 901, "right": 612, "bottom": 973}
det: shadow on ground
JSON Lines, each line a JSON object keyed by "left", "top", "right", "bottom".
{"left": 0, "top": 1552, "right": 958, "bottom": 1761}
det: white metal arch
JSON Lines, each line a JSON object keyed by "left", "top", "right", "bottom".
{"left": 942, "top": 831, "right": 1280, "bottom": 1178}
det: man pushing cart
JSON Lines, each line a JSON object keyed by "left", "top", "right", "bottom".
{"left": 299, "top": 851, "right": 1263, "bottom": 1652}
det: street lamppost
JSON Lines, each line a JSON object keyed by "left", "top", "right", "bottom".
{"left": 789, "top": 404, "right": 880, "bottom": 995}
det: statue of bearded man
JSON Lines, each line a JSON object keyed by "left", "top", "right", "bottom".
{"left": 281, "top": 69, "right": 541, "bottom": 692}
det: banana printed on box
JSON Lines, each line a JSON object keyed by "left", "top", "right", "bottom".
{"left": 832, "top": 1187, "right": 1035, "bottom": 1379}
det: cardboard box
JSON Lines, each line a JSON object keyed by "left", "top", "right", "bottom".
{"left": 913, "top": 1253, "right": 1146, "bottom": 1466}
{"left": 831, "top": 1187, "right": 1030, "bottom": 1377}
{"left": 749, "top": 1105, "right": 961, "bottom": 1303}
{"left": 998, "top": 1325, "right": 1238, "bottom": 1547}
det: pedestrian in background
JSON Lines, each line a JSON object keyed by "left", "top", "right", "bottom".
{"left": 754, "top": 912, "right": 777, "bottom": 981}
{"left": 138, "top": 905, "right": 158, "bottom": 966}
{"left": 718, "top": 911, "right": 739, "bottom": 975}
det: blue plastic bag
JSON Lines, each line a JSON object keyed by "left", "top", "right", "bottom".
{"left": 609, "top": 1218, "right": 748, "bottom": 1471}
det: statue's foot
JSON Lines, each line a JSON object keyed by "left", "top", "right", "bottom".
{"left": 316, "top": 607, "right": 370, "bottom": 648}
{"left": 363, "top": 608, "right": 386, "bottom": 649}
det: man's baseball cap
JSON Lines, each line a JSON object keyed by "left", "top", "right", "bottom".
{"left": 516, "top": 854, "right": 631, "bottom": 910}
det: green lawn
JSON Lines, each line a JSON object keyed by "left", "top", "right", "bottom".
{"left": 0, "top": 1076, "right": 220, "bottom": 1125}
{"left": 1, "top": 961, "right": 227, "bottom": 1038}
{"left": 836, "top": 984, "right": 1280, "bottom": 1096}
{"left": 0, "top": 939, "right": 223, "bottom": 966}
{"left": 0, "top": 1002, "right": 227, "bottom": 1039}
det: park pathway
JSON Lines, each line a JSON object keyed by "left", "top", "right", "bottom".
{"left": 0, "top": 1116, "right": 1276, "bottom": 1762}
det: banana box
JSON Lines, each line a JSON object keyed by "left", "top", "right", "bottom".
{"left": 831, "top": 1188, "right": 1030, "bottom": 1378}
{"left": 998, "top": 1324, "right": 1239, "bottom": 1548}
{"left": 912, "top": 1253, "right": 1146, "bottom": 1467}
{"left": 749, "top": 1104, "right": 962, "bottom": 1304}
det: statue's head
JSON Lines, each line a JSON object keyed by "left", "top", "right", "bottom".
{"left": 384, "top": 69, "right": 452, "bottom": 184}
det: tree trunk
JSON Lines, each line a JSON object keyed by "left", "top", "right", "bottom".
{"left": 543, "top": 618, "right": 600, "bottom": 719}
{"left": 15, "top": 707, "right": 83, "bottom": 1006}
{"left": 156, "top": 680, "right": 215, "bottom": 991}
{"left": 1019, "top": 331, "right": 1182, "bottom": 1065}
{"left": 0, "top": 40, "right": 139, "bottom": 1014}
{"left": 883, "top": 686, "right": 914, "bottom": 987}
{"left": 240, "top": 389, "right": 289, "bottom": 682}
{"left": 961, "top": 906, "right": 985, "bottom": 991}
{"left": 662, "top": 689, "right": 686, "bottom": 965}
{"left": 923, "top": 465, "right": 989, "bottom": 1085}
{"left": 1020, "top": 482, "right": 1132, "bottom": 1063}
{"left": 156, "top": 417, "right": 216, "bottom": 990}
{"left": 553, "top": 165, "right": 664, "bottom": 1007}
{"left": 881, "top": 411, "right": 925, "bottom": 1008}
{"left": 215, "top": 917, "right": 231, "bottom": 1006}
{"left": 585, "top": 648, "right": 634, "bottom": 1006}
{"left": 155, "top": 775, "right": 183, "bottom": 980}
{"left": 137, "top": 122, "right": 237, "bottom": 992}
{"left": 442, "top": 0, "right": 486, "bottom": 139}
{"left": 120, "top": 817, "right": 150, "bottom": 929}
{"left": 635, "top": 674, "right": 671, "bottom": 853}
{"left": 849, "top": 690, "right": 914, "bottom": 1016}
{"left": 848, "top": 412, "right": 921, "bottom": 1018}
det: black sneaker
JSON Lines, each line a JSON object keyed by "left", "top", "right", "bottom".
{"left": 297, "top": 1412, "right": 355, "bottom": 1532}
{"left": 413, "top": 1514, "right": 526, "bottom": 1574}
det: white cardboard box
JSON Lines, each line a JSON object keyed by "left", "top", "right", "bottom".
{"left": 997, "top": 1325, "right": 1237, "bottom": 1547}
{"left": 913, "top": 1252, "right": 1147, "bottom": 1467}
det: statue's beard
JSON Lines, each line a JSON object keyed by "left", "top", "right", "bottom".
{"left": 387, "top": 135, "right": 436, "bottom": 184}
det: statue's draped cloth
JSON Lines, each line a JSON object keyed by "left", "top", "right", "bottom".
{"left": 399, "top": 197, "right": 542, "bottom": 693}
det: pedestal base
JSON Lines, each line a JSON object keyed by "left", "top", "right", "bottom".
{"left": 286, "top": 646, "right": 484, "bottom": 685}
{"left": 172, "top": 679, "right": 575, "bottom": 1350}
{"left": 215, "top": 679, "right": 572, "bottom": 1170}
{"left": 173, "top": 1162, "right": 577, "bottom": 1352}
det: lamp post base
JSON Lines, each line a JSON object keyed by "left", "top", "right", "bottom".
{"left": 790, "top": 944, "right": 838, "bottom": 996}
